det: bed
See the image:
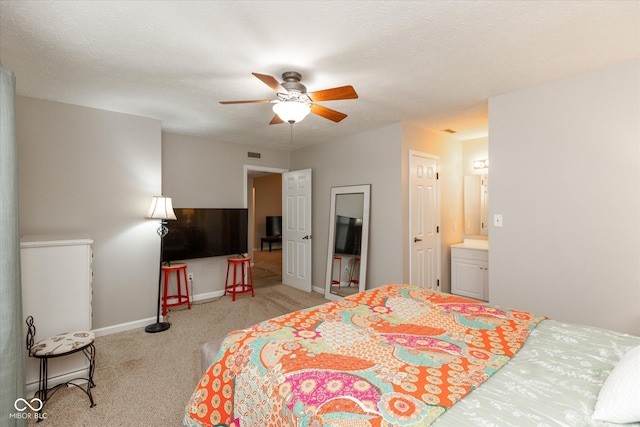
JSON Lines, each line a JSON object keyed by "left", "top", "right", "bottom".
{"left": 184, "top": 284, "right": 640, "bottom": 426}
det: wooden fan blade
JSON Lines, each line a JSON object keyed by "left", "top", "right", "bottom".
{"left": 310, "top": 104, "right": 348, "bottom": 122}
{"left": 269, "top": 114, "right": 284, "bottom": 125}
{"left": 252, "top": 72, "right": 288, "bottom": 94}
{"left": 219, "top": 99, "right": 271, "bottom": 105}
{"left": 308, "top": 85, "right": 358, "bottom": 102}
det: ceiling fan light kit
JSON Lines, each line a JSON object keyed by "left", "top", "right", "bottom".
{"left": 221, "top": 71, "right": 358, "bottom": 125}
{"left": 272, "top": 100, "right": 311, "bottom": 124}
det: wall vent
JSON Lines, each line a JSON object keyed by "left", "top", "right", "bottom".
{"left": 247, "top": 152, "right": 261, "bottom": 159}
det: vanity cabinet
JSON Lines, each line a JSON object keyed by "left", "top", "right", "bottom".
{"left": 451, "top": 242, "right": 488, "bottom": 301}
{"left": 21, "top": 234, "right": 93, "bottom": 393}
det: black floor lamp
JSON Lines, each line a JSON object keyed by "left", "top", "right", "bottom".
{"left": 145, "top": 195, "right": 177, "bottom": 333}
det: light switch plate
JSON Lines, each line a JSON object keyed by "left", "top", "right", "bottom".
{"left": 494, "top": 214, "right": 503, "bottom": 227}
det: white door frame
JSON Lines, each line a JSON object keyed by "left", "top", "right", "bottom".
{"left": 408, "top": 150, "right": 441, "bottom": 290}
{"left": 245, "top": 165, "right": 313, "bottom": 293}
{"left": 243, "top": 165, "right": 288, "bottom": 261}
{"left": 243, "top": 165, "right": 289, "bottom": 208}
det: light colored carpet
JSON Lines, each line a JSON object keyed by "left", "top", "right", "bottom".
{"left": 27, "top": 270, "right": 327, "bottom": 426}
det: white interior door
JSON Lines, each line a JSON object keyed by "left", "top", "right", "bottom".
{"left": 282, "top": 169, "right": 312, "bottom": 291}
{"left": 409, "top": 152, "right": 440, "bottom": 290}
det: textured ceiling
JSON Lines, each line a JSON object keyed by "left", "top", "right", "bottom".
{"left": 1, "top": 1, "right": 638, "bottom": 150}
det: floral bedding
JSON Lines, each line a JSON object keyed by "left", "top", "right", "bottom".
{"left": 184, "top": 284, "right": 545, "bottom": 427}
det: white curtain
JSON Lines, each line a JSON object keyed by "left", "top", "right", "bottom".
{"left": 0, "top": 66, "right": 26, "bottom": 426}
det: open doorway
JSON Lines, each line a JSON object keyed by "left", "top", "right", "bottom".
{"left": 244, "top": 166, "right": 287, "bottom": 288}
{"left": 252, "top": 173, "right": 282, "bottom": 287}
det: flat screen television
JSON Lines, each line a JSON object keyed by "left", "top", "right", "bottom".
{"left": 334, "top": 215, "right": 362, "bottom": 255}
{"left": 162, "top": 208, "right": 248, "bottom": 262}
{"left": 266, "top": 215, "right": 282, "bottom": 237}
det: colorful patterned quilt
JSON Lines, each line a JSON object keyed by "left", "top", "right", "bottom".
{"left": 184, "top": 284, "right": 545, "bottom": 427}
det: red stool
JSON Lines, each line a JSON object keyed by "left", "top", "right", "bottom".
{"left": 161, "top": 263, "right": 191, "bottom": 315}
{"left": 331, "top": 256, "right": 342, "bottom": 288}
{"left": 225, "top": 257, "right": 254, "bottom": 301}
{"left": 348, "top": 257, "right": 360, "bottom": 287}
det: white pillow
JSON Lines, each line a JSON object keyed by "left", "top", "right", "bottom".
{"left": 592, "top": 344, "right": 640, "bottom": 423}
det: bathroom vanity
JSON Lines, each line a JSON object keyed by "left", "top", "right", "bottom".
{"left": 451, "top": 239, "right": 489, "bottom": 301}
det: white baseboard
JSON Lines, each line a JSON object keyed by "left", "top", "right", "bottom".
{"left": 191, "top": 290, "right": 225, "bottom": 302}
{"left": 93, "top": 316, "right": 158, "bottom": 337}
{"left": 312, "top": 285, "right": 325, "bottom": 294}
{"left": 25, "top": 368, "right": 90, "bottom": 396}
{"left": 93, "top": 290, "right": 225, "bottom": 337}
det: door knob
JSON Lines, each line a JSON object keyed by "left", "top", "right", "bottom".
{"left": 414, "top": 237, "right": 422, "bottom": 243}
{"left": 302, "top": 235, "right": 312, "bottom": 240}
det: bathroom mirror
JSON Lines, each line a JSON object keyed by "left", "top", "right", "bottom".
{"left": 325, "top": 185, "right": 370, "bottom": 301}
{"left": 463, "top": 175, "right": 489, "bottom": 236}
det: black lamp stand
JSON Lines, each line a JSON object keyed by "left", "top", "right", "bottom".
{"left": 145, "top": 220, "right": 171, "bottom": 333}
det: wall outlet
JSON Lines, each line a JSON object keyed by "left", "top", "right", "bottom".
{"left": 188, "top": 273, "right": 194, "bottom": 281}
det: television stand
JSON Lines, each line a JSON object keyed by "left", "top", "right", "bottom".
{"left": 260, "top": 236, "right": 281, "bottom": 252}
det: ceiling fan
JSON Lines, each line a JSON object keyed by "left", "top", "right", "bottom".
{"left": 220, "top": 71, "right": 358, "bottom": 125}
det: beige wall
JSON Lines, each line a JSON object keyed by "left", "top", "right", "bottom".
{"left": 17, "top": 96, "right": 162, "bottom": 330}
{"left": 253, "top": 174, "right": 282, "bottom": 249}
{"left": 489, "top": 59, "right": 639, "bottom": 335}
{"left": 291, "top": 122, "right": 464, "bottom": 294}
{"left": 291, "top": 124, "right": 404, "bottom": 291}
{"left": 401, "top": 123, "right": 463, "bottom": 292}
{"left": 161, "top": 133, "right": 289, "bottom": 208}
{"left": 161, "top": 132, "right": 290, "bottom": 297}
{"left": 462, "top": 137, "right": 488, "bottom": 176}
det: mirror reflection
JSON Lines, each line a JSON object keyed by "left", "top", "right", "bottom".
{"left": 325, "top": 185, "right": 370, "bottom": 300}
{"left": 463, "top": 175, "right": 488, "bottom": 236}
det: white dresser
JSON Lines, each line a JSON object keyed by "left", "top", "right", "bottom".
{"left": 451, "top": 239, "right": 489, "bottom": 301}
{"left": 20, "top": 234, "right": 93, "bottom": 393}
